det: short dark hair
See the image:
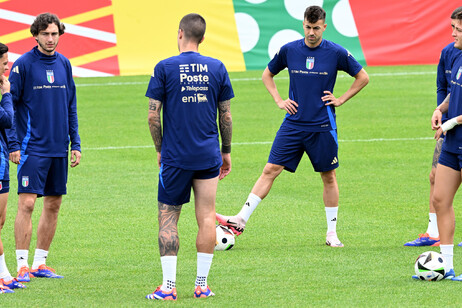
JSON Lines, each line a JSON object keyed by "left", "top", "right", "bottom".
{"left": 30, "top": 13, "right": 65, "bottom": 36}
{"left": 304, "top": 6, "right": 326, "bottom": 23}
{"left": 451, "top": 7, "right": 462, "bottom": 20}
{"left": 179, "top": 13, "right": 206, "bottom": 44}
{"left": 0, "top": 43, "right": 8, "bottom": 58}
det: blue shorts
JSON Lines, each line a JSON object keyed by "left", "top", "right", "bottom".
{"left": 158, "top": 164, "right": 220, "bottom": 206}
{"left": 438, "top": 148, "right": 462, "bottom": 171}
{"left": 268, "top": 124, "right": 339, "bottom": 173}
{"left": 17, "top": 155, "right": 68, "bottom": 196}
{"left": 0, "top": 180, "right": 9, "bottom": 194}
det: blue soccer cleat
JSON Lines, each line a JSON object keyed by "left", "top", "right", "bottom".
{"left": 146, "top": 286, "right": 177, "bottom": 300}
{"left": 0, "top": 278, "right": 26, "bottom": 289}
{"left": 194, "top": 285, "right": 215, "bottom": 298}
{"left": 16, "top": 266, "right": 31, "bottom": 283}
{"left": 444, "top": 269, "right": 456, "bottom": 279}
{"left": 404, "top": 233, "right": 440, "bottom": 247}
{"left": 30, "top": 265, "right": 63, "bottom": 279}
{"left": 0, "top": 283, "right": 13, "bottom": 293}
{"left": 458, "top": 242, "right": 462, "bottom": 247}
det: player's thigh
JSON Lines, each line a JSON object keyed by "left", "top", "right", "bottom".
{"left": 268, "top": 125, "right": 304, "bottom": 173}
{"left": 43, "top": 157, "right": 68, "bottom": 196}
{"left": 434, "top": 150, "right": 462, "bottom": 204}
{"left": 305, "top": 131, "right": 338, "bottom": 172}
{"left": 192, "top": 166, "right": 220, "bottom": 213}
{"left": 158, "top": 164, "right": 194, "bottom": 206}
{"left": 0, "top": 191, "right": 8, "bottom": 226}
{"left": 17, "top": 155, "right": 51, "bottom": 195}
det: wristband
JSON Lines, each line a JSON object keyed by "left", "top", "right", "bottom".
{"left": 435, "top": 108, "right": 442, "bottom": 112}
{"left": 441, "top": 117, "right": 459, "bottom": 132}
{"left": 221, "top": 144, "right": 231, "bottom": 153}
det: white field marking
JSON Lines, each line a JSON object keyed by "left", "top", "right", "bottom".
{"left": 0, "top": 9, "right": 117, "bottom": 43}
{"left": 83, "top": 137, "right": 434, "bottom": 151}
{"left": 74, "top": 70, "right": 436, "bottom": 87}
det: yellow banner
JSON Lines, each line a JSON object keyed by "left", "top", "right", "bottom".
{"left": 112, "top": 0, "right": 245, "bottom": 75}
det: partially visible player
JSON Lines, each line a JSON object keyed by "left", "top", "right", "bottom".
{"left": 429, "top": 7, "right": 462, "bottom": 281}
{"left": 7, "top": 13, "right": 81, "bottom": 282}
{"left": 0, "top": 43, "right": 24, "bottom": 293}
{"left": 404, "top": 40, "right": 461, "bottom": 247}
{"left": 145, "top": 13, "right": 233, "bottom": 300}
{"left": 216, "top": 6, "right": 368, "bottom": 247}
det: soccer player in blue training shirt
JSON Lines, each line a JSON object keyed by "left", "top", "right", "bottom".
{"left": 430, "top": 7, "right": 462, "bottom": 281}
{"left": 217, "top": 5, "right": 369, "bottom": 247}
{"left": 0, "top": 43, "right": 24, "bottom": 293}
{"left": 145, "top": 13, "right": 233, "bottom": 300}
{"left": 7, "top": 13, "right": 81, "bottom": 282}
{"left": 404, "top": 35, "right": 462, "bottom": 247}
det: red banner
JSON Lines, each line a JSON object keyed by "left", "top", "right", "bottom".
{"left": 350, "top": 0, "right": 456, "bottom": 66}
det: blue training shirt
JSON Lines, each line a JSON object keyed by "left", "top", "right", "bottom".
{"left": 145, "top": 51, "right": 234, "bottom": 170}
{"left": 268, "top": 39, "right": 363, "bottom": 132}
{"left": 0, "top": 92, "right": 13, "bottom": 181}
{"left": 437, "top": 42, "right": 462, "bottom": 123}
{"left": 7, "top": 46, "right": 81, "bottom": 157}
{"left": 443, "top": 52, "right": 462, "bottom": 154}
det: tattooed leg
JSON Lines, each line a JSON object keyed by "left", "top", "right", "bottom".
{"left": 158, "top": 202, "right": 182, "bottom": 256}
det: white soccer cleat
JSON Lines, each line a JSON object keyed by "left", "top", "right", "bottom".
{"left": 326, "top": 231, "right": 344, "bottom": 247}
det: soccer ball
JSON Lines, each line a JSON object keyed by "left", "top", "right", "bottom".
{"left": 414, "top": 251, "right": 446, "bottom": 281}
{"left": 215, "top": 225, "right": 235, "bottom": 251}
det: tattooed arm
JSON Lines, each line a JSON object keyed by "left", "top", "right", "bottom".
{"left": 158, "top": 202, "right": 182, "bottom": 256}
{"left": 148, "top": 98, "right": 163, "bottom": 167}
{"left": 218, "top": 99, "right": 232, "bottom": 180}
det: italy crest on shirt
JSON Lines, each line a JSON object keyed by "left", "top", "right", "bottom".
{"left": 457, "top": 66, "right": 462, "bottom": 80}
{"left": 306, "top": 57, "right": 315, "bottom": 70}
{"left": 46, "top": 70, "right": 55, "bottom": 83}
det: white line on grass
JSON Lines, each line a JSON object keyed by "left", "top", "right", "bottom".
{"left": 84, "top": 137, "right": 434, "bottom": 150}
{"left": 75, "top": 71, "right": 436, "bottom": 87}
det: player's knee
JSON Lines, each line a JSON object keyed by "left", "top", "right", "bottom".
{"left": 320, "top": 170, "right": 337, "bottom": 185}
{"left": 19, "top": 198, "right": 36, "bottom": 214}
{"left": 261, "top": 164, "right": 283, "bottom": 179}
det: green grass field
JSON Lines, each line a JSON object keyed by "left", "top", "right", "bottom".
{"left": 2, "top": 65, "right": 462, "bottom": 307}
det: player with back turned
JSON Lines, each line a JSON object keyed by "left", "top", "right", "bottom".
{"left": 145, "top": 13, "right": 233, "bottom": 300}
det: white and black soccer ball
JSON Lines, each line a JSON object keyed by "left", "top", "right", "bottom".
{"left": 414, "top": 251, "right": 446, "bottom": 281}
{"left": 215, "top": 225, "right": 235, "bottom": 251}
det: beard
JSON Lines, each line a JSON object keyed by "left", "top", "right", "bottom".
{"left": 37, "top": 40, "right": 57, "bottom": 54}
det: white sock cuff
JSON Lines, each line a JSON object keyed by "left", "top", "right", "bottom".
{"left": 34, "top": 249, "right": 48, "bottom": 257}
{"left": 197, "top": 252, "right": 213, "bottom": 262}
{"left": 248, "top": 193, "right": 261, "bottom": 203}
{"left": 161, "top": 256, "right": 177, "bottom": 263}
{"left": 440, "top": 244, "right": 454, "bottom": 256}
{"left": 325, "top": 206, "right": 339, "bottom": 213}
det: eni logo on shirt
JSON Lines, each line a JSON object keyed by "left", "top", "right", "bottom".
{"left": 46, "top": 70, "right": 55, "bottom": 84}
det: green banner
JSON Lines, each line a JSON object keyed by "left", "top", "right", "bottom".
{"left": 233, "top": 0, "right": 366, "bottom": 70}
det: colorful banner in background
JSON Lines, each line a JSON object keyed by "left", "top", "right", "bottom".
{"left": 0, "top": 0, "right": 457, "bottom": 77}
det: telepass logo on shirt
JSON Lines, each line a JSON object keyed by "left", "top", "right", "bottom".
{"left": 306, "top": 57, "right": 315, "bottom": 70}
{"left": 46, "top": 70, "right": 55, "bottom": 84}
